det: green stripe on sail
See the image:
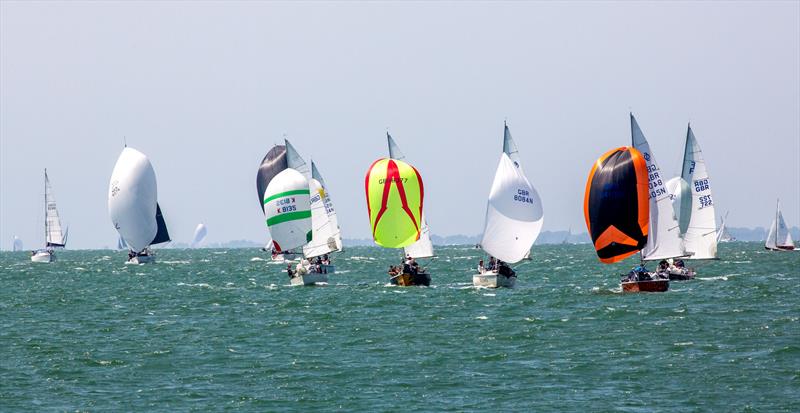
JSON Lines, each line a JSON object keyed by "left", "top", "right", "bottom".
{"left": 263, "top": 189, "right": 311, "bottom": 205}
{"left": 266, "top": 210, "right": 311, "bottom": 227}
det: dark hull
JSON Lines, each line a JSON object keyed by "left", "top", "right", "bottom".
{"left": 390, "top": 272, "right": 431, "bottom": 286}
{"left": 766, "top": 246, "right": 795, "bottom": 251}
{"left": 621, "top": 279, "right": 669, "bottom": 293}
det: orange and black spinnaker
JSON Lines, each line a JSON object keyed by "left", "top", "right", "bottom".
{"left": 583, "top": 147, "right": 650, "bottom": 263}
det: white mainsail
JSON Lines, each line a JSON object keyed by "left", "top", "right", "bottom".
{"left": 285, "top": 139, "right": 311, "bottom": 177}
{"left": 264, "top": 168, "right": 312, "bottom": 252}
{"left": 312, "top": 161, "right": 343, "bottom": 251}
{"left": 303, "top": 175, "right": 341, "bottom": 258}
{"left": 43, "top": 170, "right": 67, "bottom": 247}
{"left": 108, "top": 147, "right": 170, "bottom": 253}
{"left": 387, "top": 133, "right": 434, "bottom": 258}
{"left": 480, "top": 153, "right": 544, "bottom": 263}
{"left": 766, "top": 200, "right": 795, "bottom": 250}
{"left": 630, "top": 114, "right": 685, "bottom": 261}
{"left": 678, "top": 125, "right": 718, "bottom": 259}
{"left": 191, "top": 223, "right": 208, "bottom": 248}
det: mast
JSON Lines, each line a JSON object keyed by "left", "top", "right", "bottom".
{"left": 44, "top": 169, "right": 48, "bottom": 247}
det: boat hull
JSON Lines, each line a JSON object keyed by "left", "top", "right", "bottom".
{"left": 667, "top": 269, "right": 695, "bottom": 281}
{"left": 472, "top": 273, "right": 516, "bottom": 288}
{"left": 126, "top": 255, "right": 156, "bottom": 264}
{"left": 621, "top": 279, "right": 669, "bottom": 293}
{"left": 766, "top": 246, "right": 795, "bottom": 251}
{"left": 290, "top": 273, "right": 328, "bottom": 286}
{"left": 30, "top": 251, "right": 55, "bottom": 263}
{"left": 390, "top": 272, "right": 431, "bottom": 286}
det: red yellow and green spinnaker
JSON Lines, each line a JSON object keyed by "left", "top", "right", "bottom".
{"left": 364, "top": 158, "right": 424, "bottom": 248}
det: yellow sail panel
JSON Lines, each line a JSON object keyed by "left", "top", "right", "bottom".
{"left": 365, "top": 158, "right": 424, "bottom": 248}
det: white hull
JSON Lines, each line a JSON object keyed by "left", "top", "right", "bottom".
{"left": 290, "top": 272, "right": 328, "bottom": 286}
{"left": 31, "top": 251, "right": 55, "bottom": 263}
{"left": 472, "top": 272, "right": 516, "bottom": 288}
{"left": 126, "top": 255, "right": 156, "bottom": 264}
{"left": 273, "top": 252, "right": 300, "bottom": 262}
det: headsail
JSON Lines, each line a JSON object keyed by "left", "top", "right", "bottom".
{"left": 44, "top": 170, "right": 67, "bottom": 248}
{"left": 584, "top": 147, "right": 650, "bottom": 263}
{"left": 264, "top": 168, "right": 312, "bottom": 252}
{"left": 503, "top": 121, "right": 522, "bottom": 167}
{"left": 480, "top": 153, "right": 544, "bottom": 263}
{"left": 108, "top": 147, "right": 167, "bottom": 253}
{"left": 365, "top": 158, "right": 425, "bottom": 249}
{"left": 630, "top": 114, "right": 684, "bottom": 260}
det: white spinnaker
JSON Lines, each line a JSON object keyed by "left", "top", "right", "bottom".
{"left": 44, "top": 171, "right": 66, "bottom": 246}
{"left": 630, "top": 114, "right": 685, "bottom": 260}
{"left": 264, "top": 168, "right": 312, "bottom": 252}
{"left": 191, "top": 223, "right": 208, "bottom": 248}
{"left": 303, "top": 178, "right": 339, "bottom": 258}
{"left": 108, "top": 147, "right": 159, "bottom": 253}
{"left": 480, "top": 153, "right": 544, "bottom": 263}
{"left": 680, "top": 126, "right": 718, "bottom": 259}
{"left": 387, "top": 132, "right": 433, "bottom": 259}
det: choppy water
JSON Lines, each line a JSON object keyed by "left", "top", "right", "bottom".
{"left": 1, "top": 243, "right": 798, "bottom": 412}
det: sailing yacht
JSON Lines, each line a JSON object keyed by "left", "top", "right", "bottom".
{"left": 716, "top": 212, "right": 735, "bottom": 243}
{"left": 108, "top": 147, "right": 171, "bottom": 264}
{"left": 31, "top": 169, "right": 67, "bottom": 263}
{"left": 191, "top": 223, "right": 208, "bottom": 248}
{"left": 663, "top": 124, "right": 719, "bottom": 280}
{"left": 765, "top": 200, "right": 796, "bottom": 251}
{"left": 473, "top": 122, "right": 544, "bottom": 288}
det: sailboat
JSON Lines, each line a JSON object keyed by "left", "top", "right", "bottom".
{"left": 765, "top": 200, "right": 796, "bottom": 251}
{"left": 108, "top": 147, "right": 171, "bottom": 264}
{"left": 13, "top": 236, "right": 23, "bottom": 252}
{"left": 31, "top": 169, "right": 68, "bottom": 263}
{"left": 387, "top": 133, "right": 435, "bottom": 265}
{"left": 256, "top": 143, "right": 300, "bottom": 262}
{"left": 191, "top": 223, "right": 208, "bottom": 248}
{"left": 366, "top": 136, "right": 430, "bottom": 286}
{"left": 584, "top": 144, "right": 668, "bottom": 292}
{"left": 716, "top": 212, "right": 735, "bottom": 243}
{"left": 663, "top": 124, "right": 718, "bottom": 280}
{"left": 473, "top": 122, "right": 544, "bottom": 288}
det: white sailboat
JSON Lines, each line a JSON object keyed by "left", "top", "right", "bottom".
{"left": 13, "top": 236, "right": 23, "bottom": 252}
{"left": 716, "top": 212, "right": 735, "bottom": 243}
{"left": 31, "top": 169, "right": 67, "bottom": 262}
{"left": 663, "top": 124, "right": 719, "bottom": 279}
{"left": 765, "top": 200, "right": 796, "bottom": 251}
{"left": 191, "top": 223, "right": 208, "bottom": 248}
{"left": 473, "top": 122, "right": 544, "bottom": 288}
{"left": 108, "top": 147, "right": 171, "bottom": 264}
{"left": 387, "top": 133, "right": 435, "bottom": 263}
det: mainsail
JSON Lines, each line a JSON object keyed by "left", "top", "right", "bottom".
{"left": 303, "top": 161, "right": 343, "bottom": 258}
{"left": 584, "top": 147, "right": 650, "bottom": 263}
{"left": 479, "top": 123, "right": 544, "bottom": 263}
{"left": 630, "top": 114, "right": 684, "bottom": 260}
{"left": 264, "top": 168, "right": 312, "bottom": 252}
{"left": 677, "top": 125, "right": 718, "bottom": 259}
{"left": 43, "top": 169, "right": 67, "bottom": 248}
{"left": 386, "top": 133, "right": 433, "bottom": 258}
{"left": 365, "top": 157, "right": 425, "bottom": 249}
{"left": 108, "top": 147, "right": 170, "bottom": 252}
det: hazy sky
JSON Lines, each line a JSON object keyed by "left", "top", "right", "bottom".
{"left": 1, "top": 1, "right": 798, "bottom": 249}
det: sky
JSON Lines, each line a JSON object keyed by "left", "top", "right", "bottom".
{"left": 1, "top": 1, "right": 798, "bottom": 250}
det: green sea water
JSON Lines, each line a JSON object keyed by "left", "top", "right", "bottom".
{"left": 1, "top": 243, "right": 798, "bottom": 412}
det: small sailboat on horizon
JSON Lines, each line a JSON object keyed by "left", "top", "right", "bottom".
{"left": 765, "top": 199, "right": 796, "bottom": 251}
{"left": 108, "top": 147, "right": 171, "bottom": 264}
{"left": 473, "top": 122, "right": 543, "bottom": 288}
{"left": 31, "top": 169, "right": 68, "bottom": 263}
{"left": 716, "top": 212, "right": 735, "bottom": 243}
{"left": 191, "top": 223, "right": 208, "bottom": 248}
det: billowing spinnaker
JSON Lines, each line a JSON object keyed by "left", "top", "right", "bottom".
{"left": 630, "top": 114, "right": 684, "bottom": 260}
{"left": 256, "top": 145, "right": 288, "bottom": 213}
{"left": 191, "top": 223, "right": 208, "bottom": 248}
{"left": 480, "top": 153, "right": 543, "bottom": 263}
{"left": 666, "top": 176, "right": 691, "bottom": 235}
{"left": 108, "top": 147, "right": 160, "bottom": 252}
{"left": 584, "top": 147, "right": 650, "bottom": 263}
{"left": 365, "top": 158, "right": 424, "bottom": 248}
{"left": 264, "top": 168, "right": 312, "bottom": 252}
{"left": 679, "top": 126, "right": 718, "bottom": 259}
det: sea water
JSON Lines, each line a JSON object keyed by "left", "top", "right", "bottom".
{"left": 1, "top": 243, "right": 798, "bottom": 411}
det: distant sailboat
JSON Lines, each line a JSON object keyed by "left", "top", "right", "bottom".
{"left": 663, "top": 124, "right": 718, "bottom": 279}
{"left": 191, "top": 223, "right": 208, "bottom": 248}
{"left": 765, "top": 200, "right": 796, "bottom": 251}
{"left": 561, "top": 226, "right": 572, "bottom": 245}
{"left": 108, "top": 147, "right": 171, "bottom": 264}
{"left": 473, "top": 122, "right": 543, "bottom": 288}
{"left": 716, "top": 212, "right": 735, "bottom": 243}
{"left": 13, "top": 236, "right": 23, "bottom": 252}
{"left": 31, "top": 169, "right": 67, "bottom": 263}
{"left": 366, "top": 136, "right": 430, "bottom": 286}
